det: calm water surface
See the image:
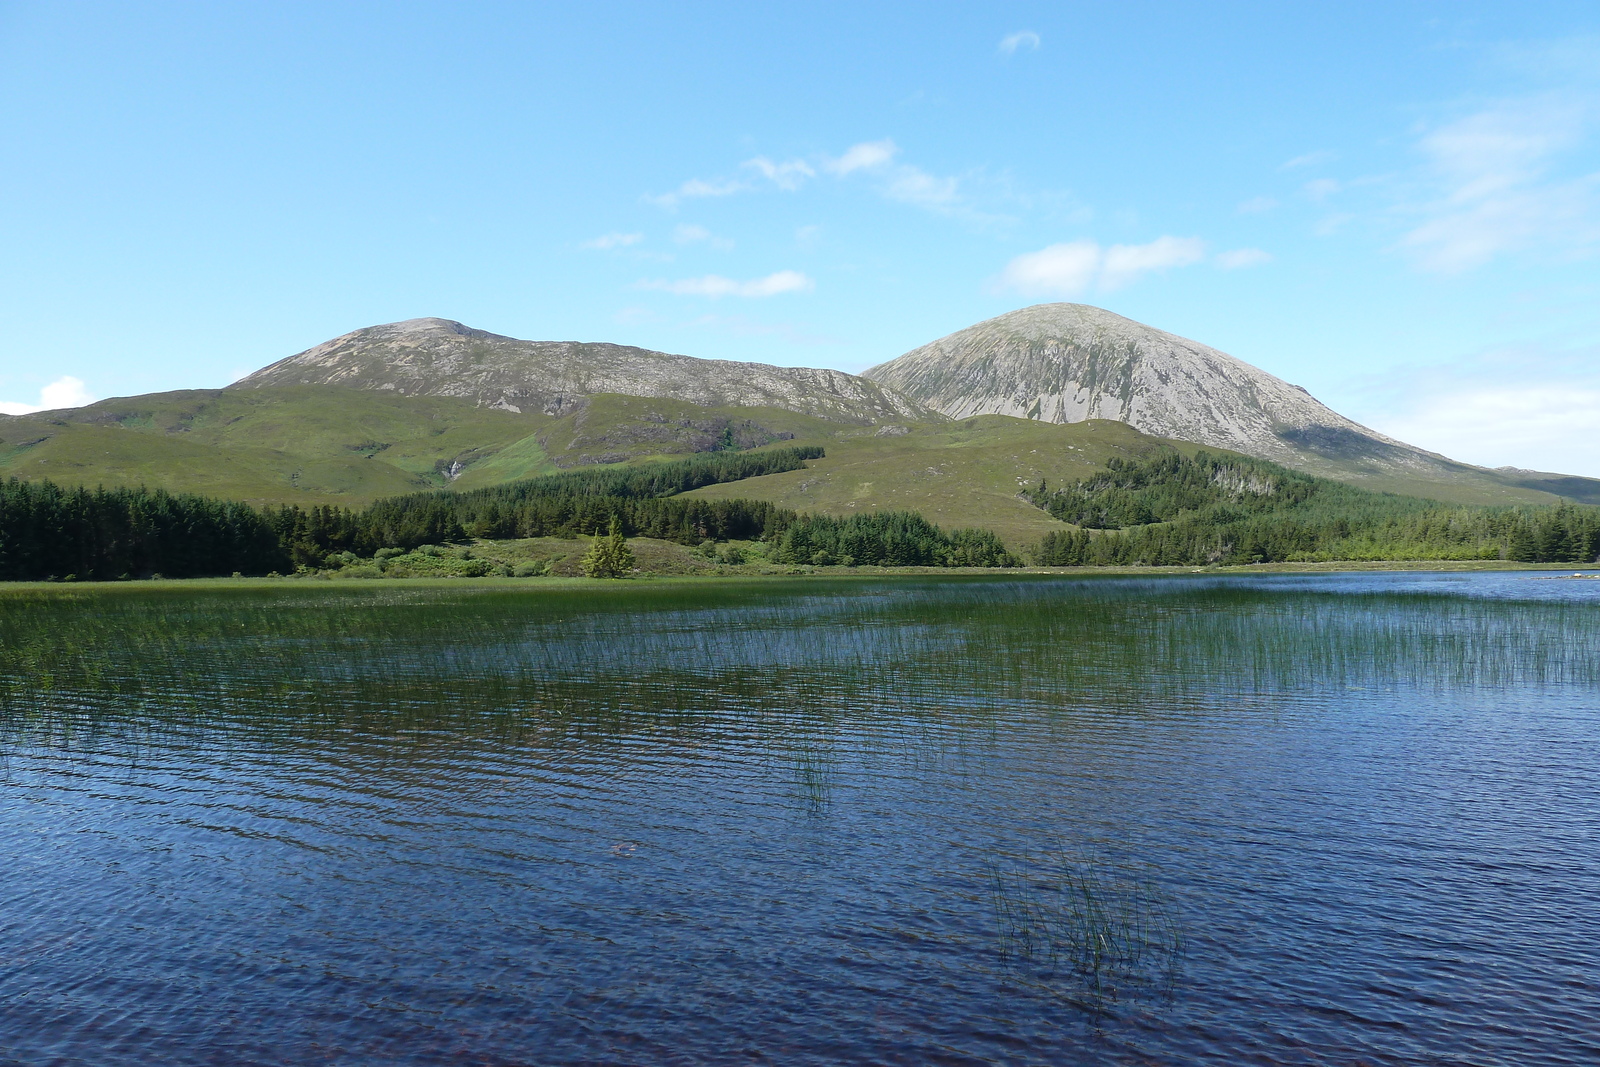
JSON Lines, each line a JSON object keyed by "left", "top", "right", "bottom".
{"left": 2, "top": 572, "right": 1599, "bottom": 1065}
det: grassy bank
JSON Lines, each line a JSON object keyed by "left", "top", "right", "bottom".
{"left": 3, "top": 553, "right": 1595, "bottom": 598}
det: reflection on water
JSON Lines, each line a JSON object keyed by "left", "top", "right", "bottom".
{"left": 2, "top": 572, "right": 1599, "bottom": 1065}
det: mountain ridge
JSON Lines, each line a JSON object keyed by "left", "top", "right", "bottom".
{"left": 233, "top": 317, "right": 927, "bottom": 424}
{"left": 5, "top": 309, "right": 1599, "bottom": 527}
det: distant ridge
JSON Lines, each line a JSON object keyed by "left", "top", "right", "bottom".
{"left": 233, "top": 317, "right": 925, "bottom": 424}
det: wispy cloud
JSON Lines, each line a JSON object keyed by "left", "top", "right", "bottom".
{"left": 1215, "top": 247, "right": 1274, "bottom": 269}
{"left": 999, "top": 30, "right": 1041, "bottom": 56}
{"left": 647, "top": 138, "right": 1007, "bottom": 225}
{"left": 885, "top": 166, "right": 960, "bottom": 210}
{"left": 1237, "top": 196, "right": 1279, "bottom": 214}
{"left": 824, "top": 138, "right": 976, "bottom": 218}
{"left": 0, "top": 375, "right": 95, "bottom": 415}
{"left": 743, "top": 156, "right": 815, "bottom": 190}
{"left": 1304, "top": 178, "right": 1342, "bottom": 202}
{"left": 582, "top": 231, "right": 644, "bottom": 250}
{"left": 673, "top": 224, "right": 734, "bottom": 250}
{"left": 823, "top": 139, "right": 898, "bottom": 175}
{"left": 1281, "top": 150, "right": 1337, "bottom": 170}
{"left": 1396, "top": 94, "right": 1599, "bottom": 272}
{"left": 644, "top": 177, "right": 747, "bottom": 209}
{"left": 638, "top": 270, "right": 814, "bottom": 298}
{"left": 998, "top": 236, "right": 1206, "bottom": 296}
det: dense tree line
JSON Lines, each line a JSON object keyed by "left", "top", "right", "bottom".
{"left": 0, "top": 478, "right": 285, "bottom": 580}
{"left": 1, "top": 446, "right": 1016, "bottom": 578}
{"left": 474, "top": 445, "right": 826, "bottom": 500}
{"left": 769, "top": 511, "right": 1018, "bottom": 567}
{"left": 260, "top": 446, "right": 827, "bottom": 563}
{"left": 1027, "top": 450, "right": 1600, "bottom": 566}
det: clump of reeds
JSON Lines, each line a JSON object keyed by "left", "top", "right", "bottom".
{"left": 988, "top": 843, "right": 1183, "bottom": 1013}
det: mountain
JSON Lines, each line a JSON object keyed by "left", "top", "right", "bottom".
{"left": 233, "top": 317, "right": 925, "bottom": 424}
{"left": 6, "top": 310, "right": 1600, "bottom": 536}
{"left": 863, "top": 303, "right": 1599, "bottom": 505}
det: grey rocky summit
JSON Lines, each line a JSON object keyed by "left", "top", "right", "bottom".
{"left": 233, "top": 317, "right": 925, "bottom": 423}
{"left": 862, "top": 303, "right": 1416, "bottom": 469}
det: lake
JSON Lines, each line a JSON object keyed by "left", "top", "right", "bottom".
{"left": 2, "top": 572, "right": 1598, "bottom": 1065}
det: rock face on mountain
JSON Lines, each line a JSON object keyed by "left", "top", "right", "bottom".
{"left": 233, "top": 318, "right": 924, "bottom": 423}
{"left": 863, "top": 303, "right": 1429, "bottom": 471}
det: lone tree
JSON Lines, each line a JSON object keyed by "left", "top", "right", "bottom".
{"left": 581, "top": 516, "right": 636, "bottom": 578}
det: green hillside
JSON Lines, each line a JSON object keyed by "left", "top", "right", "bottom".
{"left": 1025, "top": 449, "right": 1600, "bottom": 565}
{"left": 683, "top": 417, "right": 1197, "bottom": 547}
{"left": 0, "top": 387, "right": 551, "bottom": 504}
{"left": 0, "top": 386, "right": 860, "bottom": 506}
{"left": 3, "top": 382, "right": 1596, "bottom": 552}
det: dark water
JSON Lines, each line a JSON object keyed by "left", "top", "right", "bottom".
{"left": 3, "top": 572, "right": 1599, "bottom": 1065}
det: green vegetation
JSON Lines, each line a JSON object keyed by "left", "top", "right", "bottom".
{"left": 685, "top": 417, "right": 1188, "bottom": 547}
{"left": 0, "top": 478, "right": 283, "bottom": 580}
{"left": 580, "top": 518, "right": 637, "bottom": 578}
{"left": 0, "top": 386, "right": 554, "bottom": 504}
{"left": 347, "top": 445, "right": 825, "bottom": 552}
{"left": 769, "top": 511, "right": 1016, "bottom": 567}
{"left": 12, "top": 437, "right": 1600, "bottom": 582}
{"left": 1025, "top": 450, "right": 1600, "bottom": 566}
{"left": 2, "top": 447, "right": 1020, "bottom": 580}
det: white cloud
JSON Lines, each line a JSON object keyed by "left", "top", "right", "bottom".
{"left": 999, "top": 31, "right": 1041, "bottom": 56}
{"left": 998, "top": 236, "right": 1206, "bottom": 296}
{"left": 0, "top": 375, "right": 95, "bottom": 415}
{"left": 1237, "top": 196, "right": 1279, "bottom": 214}
{"left": 1376, "top": 385, "right": 1600, "bottom": 477}
{"left": 1281, "top": 150, "right": 1337, "bottom": 170}
{"left": 1215, "top": 247, "right": 1274, "bottom": 269}
{"left": 648, "top": 138, "right": 991, "bottom": 224}
{"left": 638, "top": 270, "right": 814, "bottom": 298}
{"left": 1000, "top": 241, "right": 1102, "bottom": 296}
{"left": 673, "top": 224, "right": 734, "bottom": 250}
{"left": 743, "top": 156, "right": 815, "bottom": 190}
{"left": 819, "top": 138, "right": 976, "bottom": 218}
{"left": 795, "top": 224, "right": 822, "bottom": 248}
{"left": 824, "top": 139, "right": 898, "bottom": 175}
{"left": 1397, "top": 95, "right": 1599, "bottom": 272}
{"left": 644, "top": 177, "right": 747, "bottom": 209}
{"left": 582, "top": 231, "right": 644, "bottom": 250}
{"left": 1100, "top": 236, "right": 1207, "bottom": 289}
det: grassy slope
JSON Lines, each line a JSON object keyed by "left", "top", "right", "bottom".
{"left": 499, "top": 392, "right": 849, "bottom": 479}
{"left": 0, "top": 387, "right": 849, "bottom": 505}
{"left": 1291, "top": 453, "right": 1585, "bottom": 507}
{"left": 684, "top": 417, "right": 1198, "bottom": 547}
{"left": 4, "top": 383, "right": 1594, "bottom": 540}
{"left": 0, "top": 387, "right": 556, "bottom": 505}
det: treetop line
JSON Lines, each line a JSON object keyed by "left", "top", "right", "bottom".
{"left": 1, "top": 446, "right": 1596, "bottom": 581}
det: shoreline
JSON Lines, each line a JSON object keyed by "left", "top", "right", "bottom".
{"left": 2, "top": 558, "right": 1598, "bottom": 595}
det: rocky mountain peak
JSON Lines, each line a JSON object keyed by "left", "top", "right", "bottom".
{"left": 862, "top": 303, "right": 1415, "bottom": 470}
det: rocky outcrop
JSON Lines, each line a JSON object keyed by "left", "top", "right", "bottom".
{"left": 233, "top": 318, "right": 925, "bottom": 424}
{"left": 862, "top": 303, "right": 1427, "bottom": 470}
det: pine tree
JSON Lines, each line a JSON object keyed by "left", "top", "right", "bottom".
{"left": 608, "top": 516, "right": 636, "bottom": 575}
{"left": 580, "top": 517, "right": 635, "bottom": 578}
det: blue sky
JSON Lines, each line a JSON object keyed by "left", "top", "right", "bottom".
{"left": 2, "top": 2, "right": 1598, "bottom": 474}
